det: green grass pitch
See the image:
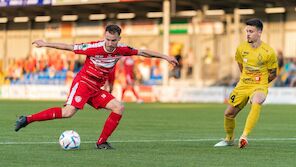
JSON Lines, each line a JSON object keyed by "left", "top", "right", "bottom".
{"left": 0, "top": 100, "right": 295, "bottom": 167}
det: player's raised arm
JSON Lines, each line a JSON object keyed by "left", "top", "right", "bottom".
{"left": 32, "top": 39, "right": 74, "bottom": 51}
{"left": 138, "top": 49, "right": 179, "bottom": 67}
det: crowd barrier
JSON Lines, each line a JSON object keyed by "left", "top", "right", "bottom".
{"left": 0, "top": 85, "right": 296, "bottom": 104}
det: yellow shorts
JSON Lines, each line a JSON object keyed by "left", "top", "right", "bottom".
{"left": 228, "top": 84, "right": 268, "bottom": 110}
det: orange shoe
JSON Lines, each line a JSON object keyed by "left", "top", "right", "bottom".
{"left": 239, "top": 136, "right": 248, "bottom": 149}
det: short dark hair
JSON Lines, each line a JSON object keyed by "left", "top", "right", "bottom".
{"left": 105, "top": 24, "right": 121, "bottom": 35}
{"left": 245, "top": 18, "right": 263, "bottom": 31}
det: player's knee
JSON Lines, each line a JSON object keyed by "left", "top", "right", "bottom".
{"left": 251, "top": 98, "right": 265, "bottom": 104}
{"left": 252, "top": 93, "right": 266, "bottom": 104}
{"left": 62, "top": 106, "right": 77, "bottom": 118}
{"left": 224, "top": 112, "right": 235, "bottom": 118}
{"left": 224, "top": 106, "right": 239, "bottom": 118}
{"left": 112, "top": 103, "right": 125, "bottom": 115}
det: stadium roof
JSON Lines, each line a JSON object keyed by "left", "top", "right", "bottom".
{"left": 0, "top": 0, "right": 296, "bottom": 22}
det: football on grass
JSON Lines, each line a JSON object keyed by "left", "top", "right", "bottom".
{"left": 59, "top": 130, "right": 80, "bottom": 150}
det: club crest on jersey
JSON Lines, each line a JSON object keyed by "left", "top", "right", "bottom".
{"left": 257, "top": 54, "right": 264, "bottom": 66}
{"left": 75, "top": 96, "right": 82, "bottom": 103}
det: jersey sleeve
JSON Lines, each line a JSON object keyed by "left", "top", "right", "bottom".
{"left": 235, "top": 45, "right": 243, "bottom": 64}
{"left": 73, "top": 41, "right": 99, "bottom": 56}
{"left": 267, "top": 49, "right": 278, "bottom": 70}
{"left": 121, "top": 46, "right": 139, "bottom": 56}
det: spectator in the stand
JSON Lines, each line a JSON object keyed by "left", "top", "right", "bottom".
{"left": 150, "top": 59, "right": 162, "bottom": 82}
{"left": 53, "top": 54, "right": 65, "bottom": 71}
{"left": 273, "top": 50, "right": 285, "bottom": 87}
{"left": 23, "top": 55, "right": 36, "bottom": 74}
{"left": 169, "top": 42, "right": 183, "bottom": 79}
{"left": 202, "top": 47, "right": 214, "bottom": 80}
{"left": 277, "top": 50, "right": 284, "bottom": 71}
{"left": 203, "top": 47, "right": 214, "bottom": 65}
{"left": 172, "top": 53, "right": 183, "bottom": 79}
{"left": 4, "top": 49, "right": 85, "bottom": 85}
{"left": 0, "top": 60, "right": 4, "bottom": 84}
{"left": 38, "top": 55, "right": 48, "bottom": 72}
{"left": 5, "top": 59, "right": 24, "bottom": 83}
{"left": 282, "top": 58, "right": 296, "bottom": 86}
{"left": 185, "top": 47, "right": 194, "bottom": 78}
{"left": 288, "top": 58, "right": 296, "bottom": 87}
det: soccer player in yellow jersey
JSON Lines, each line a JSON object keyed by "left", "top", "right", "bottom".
{"left": 214, "top": 18, "right": 278, "bottom": 148}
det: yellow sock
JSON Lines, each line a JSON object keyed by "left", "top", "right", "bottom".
{"left": 243, "top": 103, "right": 262, "bottom": 137}
{"left": 224, "top": 116, "right": 235, "bottom": 141}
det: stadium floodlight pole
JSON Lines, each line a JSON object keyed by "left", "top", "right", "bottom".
{"left": 226, "top": 14, "right": 232, "bottom": 83}
{"left": 233, "top": 8, "right": 241, "bottom": 78}
{"left": 3, "top": 21, "right": 7, "bottom": 72}
{"left": 162, "top": 0, "right": 170, "bottom": 86}
{"left": 192, "top": 11, "right": 203, "bottom": 86}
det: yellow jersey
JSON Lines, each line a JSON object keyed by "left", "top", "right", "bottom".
{"left": 235, "top": 41, "right": 278, "bottom": 86}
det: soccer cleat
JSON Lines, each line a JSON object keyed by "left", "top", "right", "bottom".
{"left": 239, "top": 136, "right": 248, "bottom": 149}
{"left": 96, "top": 142, "right": 114, "bottom": 150}
{"left": 214, "top": 139, "right": 234, "bottom": 147}
{"left": 15, "top": 116, "right": 28, "bottom": 132}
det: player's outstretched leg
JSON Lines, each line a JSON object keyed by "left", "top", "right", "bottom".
{"left": 14, "top": 107, "right": 63, "bottom": 132}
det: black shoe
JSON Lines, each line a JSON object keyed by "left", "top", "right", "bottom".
{"left": 15, "top": 116, "right": 28, "bottom": 132}
{"left": 96, "top": 142, "right": 114, "bottom": 150}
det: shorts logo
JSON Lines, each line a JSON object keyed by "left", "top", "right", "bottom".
{"left": 75, "top": 96, "right": 82, "bottom": 103}
{"left": 101, "top": 94, "right": 106, "bottom": 98}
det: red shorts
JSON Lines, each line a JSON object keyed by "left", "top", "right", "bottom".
{"left": 65, "top": 78, "right": 115, "bottom": 109}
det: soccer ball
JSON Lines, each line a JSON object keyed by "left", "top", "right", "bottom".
{"left": 59, "top": 130, "right": 81, "bottom": 150}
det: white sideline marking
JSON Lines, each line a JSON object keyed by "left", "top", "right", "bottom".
{"left": 0, "top": 138, "right": 296, "bottom": 145}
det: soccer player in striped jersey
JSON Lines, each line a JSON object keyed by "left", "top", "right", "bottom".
{"left": 15, "top": 24, "right": 178, "bottom": 149}
{"left": 214, "top": 18, "right": 278, "bottom": 148}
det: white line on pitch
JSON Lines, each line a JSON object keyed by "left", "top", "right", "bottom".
{"left": 0, "top": 138, "right": 296, "bottom": 145}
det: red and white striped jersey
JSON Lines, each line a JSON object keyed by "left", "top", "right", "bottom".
{"left": 73, "top": 40, "right": 138, "bottom": 89}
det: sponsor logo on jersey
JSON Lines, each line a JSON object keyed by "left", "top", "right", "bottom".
{"left": 90, "top": 56, "right": 119, "bottom": 68}
{"left": 82, "top": 44, "right": 89, "bottom": 50}
{"left": 75, "top": 41, "right": 104, "bottom": 51}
